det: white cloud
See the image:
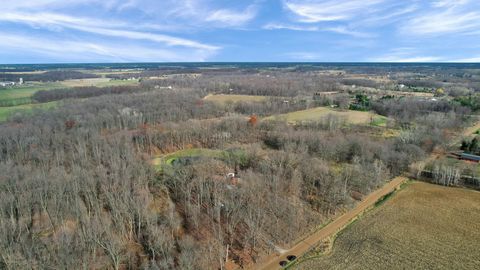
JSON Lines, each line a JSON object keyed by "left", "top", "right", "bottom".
{"left": 370, "top": 48, "right": 443, "bottom": 62}
{"left": 450, "top": 57, "right": 480, "bottom": 63}
{"left": 324, "top": 26, "right": 373, "bottom": 38}
{"left": 206, "top": 5, "right": 258, "bottom": 26}
{"left": 432, "top": 0, "right": 471, "bottom": 8}
{"left": 0, "top": 32, "right": 214, "bottom": 62}
{"left": 263, "top": 23, "right": 372, "bottom": 38}
{"left": 401, "top": 1, "right": 480, "bottom": 36}
{"left": 283, "top": 0, "right": 385, "bottom": 22}
{"left": 0, "top": 0, "right": 231, "bottom": 62}
{"left": 263, "top": 23, "right": 319, "bottom": 31}
{"left": 2, "top": 0, "right": 119, "bottom": 11}
{"left": 0, "top": 12, "right": 220, "bottom": 51}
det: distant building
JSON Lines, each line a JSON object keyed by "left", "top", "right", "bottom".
{"left": 0, "top": 81, "right": 15, "bottom": 87}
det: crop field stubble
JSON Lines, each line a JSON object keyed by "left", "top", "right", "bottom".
{"left": 294, "top": 181, "right": 480, "bottom": 270}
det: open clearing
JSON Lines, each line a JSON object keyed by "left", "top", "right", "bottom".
{"left": 204, "top": 94, "right": 267, "bottom": 104}
{"left": 265, "top": 107, "right": 387, "bottom": 126}
{"left": 294, "top": 182, "right": 480, "bottom": 270}
{"left": 60, "top": 78, "right": 139, "bottom": 88}
{"left": 0, "top": 101, "right": 58, "bottom": 122}
{"left": 0, "top": 82, "right": 62, "bottom": 105}
{"left": 151, "top": 148, "right": 225, "bottom": 169}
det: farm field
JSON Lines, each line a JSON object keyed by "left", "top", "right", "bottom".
{"left": 294, "top": 181, "right": 480, "bottom": 270}
{"left": 265, "top": 106, "right": 388, "bottom": 126}
{"left": 60, "top": 78, "right": 139, "bottom": 87}
{"left": 204, "top": 94, "right": 267, "bottom": 104}
{"left": 0, "top": 101, "right": 58, "bottom": 122}
{"left": 0, "top": 82, "right": 62, "bottom": 105}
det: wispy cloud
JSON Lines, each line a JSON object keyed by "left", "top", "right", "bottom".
{"left": 0, "top": 32, "right": 214, "bottom": 62}
{"left": 205, "top": 5, "right": 258, "bottom": 26}
{"left": 1, "top": 12, "right": 220, "bottom": 51}
{"left": 283, "top": 0, "right": 386, "bottom": 23}
{"left": 1, "top": 0, "right": 479, "bottom": 62}
{"left": 263, "top": 23, "right": 372, "bottom": 38}
{"left": 450, "top": 57, "right": 480, "bottom": 63}
{"left": 401, "top": 1, "right": 480, "bottom": 36}
{"left": 324, "top": 26, "right": 373, "bottom": 38}
{"left": 369, "top": 48, "right": 443, "bottom": 62}
{"left": 263, "top": 23, "right": 319, "bottom": 31}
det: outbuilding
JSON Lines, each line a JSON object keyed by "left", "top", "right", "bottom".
{"left": 460, "top": 153, "right": 480, "bottom": 163}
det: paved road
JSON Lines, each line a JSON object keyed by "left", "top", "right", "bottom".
{"left": 252, "top": 176, "right": 408, "bottom": 270}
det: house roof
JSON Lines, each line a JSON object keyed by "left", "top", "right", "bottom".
{"left": 461, "top": 153, "right": 480, "bottom": 161}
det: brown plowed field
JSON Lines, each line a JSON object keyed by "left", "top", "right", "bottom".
{"left": 295, "top": 182, "right": 480, "bottom": 270}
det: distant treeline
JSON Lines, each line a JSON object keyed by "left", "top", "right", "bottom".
{"left": 0, "top": 71, "right": 99, "bottom": 82}
{"left": 105, "top": 68, "right": 252, "bottom": 80}
{"left": 32, "top": 85, "right": 148, "bottom": 102}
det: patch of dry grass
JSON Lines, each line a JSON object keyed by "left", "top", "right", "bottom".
{"left": 60, "top": 78, "right": 139, "bottom": 87}
{"left": 203, "top": 94, "right": 267, "bottom": 104}
{"left": 295, "top": 182, "right": 480, "bottom": 270}
{"left": 266, "top": 107, "right": 387, "bottom": 126}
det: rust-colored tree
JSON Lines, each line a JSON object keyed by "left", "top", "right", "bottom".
{"left": 248, "top": 115, "right": 258, "bottom": 126}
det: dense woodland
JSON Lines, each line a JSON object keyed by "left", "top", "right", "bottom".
{"left": 0, "top": 65, "right": 477, "bottom": 269}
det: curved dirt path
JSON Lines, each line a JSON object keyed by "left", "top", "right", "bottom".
{"left": 251, "top": 121, "right": 480, "bottom": 270}
{"left": 252, "top": 176, "right": 407, "bottom": 270}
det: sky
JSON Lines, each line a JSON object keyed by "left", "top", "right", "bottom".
{"left": 1, "top": 0, "right": 480, "bottom": 63}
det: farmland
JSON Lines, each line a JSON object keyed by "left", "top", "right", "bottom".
{"left": 1, "top": 63, "right": 479, "bottom": 269}
{"left": 0, "top": 82, "right": 62, "bottom": 106}
{"left": 60, "top": 78, "right": 139, "bottom": 88}
{"left": 265, "top": 106, "right": 388, "bottom": 126}
{"left": 0, "top": 78, "right": 139, "bottom": 121}
{"left": 0, "top": 101, "right": 58, "bottom": 122}
{"left": 294, "top": 181, "right": 480, "bottom": 270}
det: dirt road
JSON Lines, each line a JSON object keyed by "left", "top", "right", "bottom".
{"left": 250, "top": 121, "right": 480, "bottom": 270}
{"left": 252, "top": 176, "right": 407, "bottom": 270}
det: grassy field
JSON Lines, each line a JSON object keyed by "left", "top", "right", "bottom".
{"left": 0, "top": 79, "right": 138, "bottom": 119}
{"left": 203, "top": 94, "right": 267, "bottom": 104}
{"left": 60, "top": 78, "right": 139, "bottom": 88}
{"left": 294, "top": 181, "right": 480, "bottom": 270}
{"left": 0, "top": 82, "right": 62, "bottom": 105}
{"left": 151, "top": 148, "right": 225, "bottom": 169}
{"left": 266, "top": 107, "right": 388, "bottom": 126}
{"left": 0, "top": 101, "right": 58, "bottom": 122}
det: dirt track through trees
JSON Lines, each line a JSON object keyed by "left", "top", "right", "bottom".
{"left": 251, "top": 121, "right": 480, "bottom": 270}
{"left": 252, "top": 176, "right": 407, "bottom": 270}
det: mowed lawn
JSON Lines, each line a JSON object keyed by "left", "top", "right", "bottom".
{"left": 0, "top": 101, "right": 58, "bottom": 122}
{"left": 203, "top": 94, "right": 267, "bottom": 104}
{"left": 266, "top": 107, "right": 387, "bottom": 126}
{"left": 295, "top": 182, "right": 480, "bottom": 270}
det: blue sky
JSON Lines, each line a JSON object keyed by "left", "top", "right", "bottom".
{"left": 1, "top": 0, "right": 480, "bottom": 63}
